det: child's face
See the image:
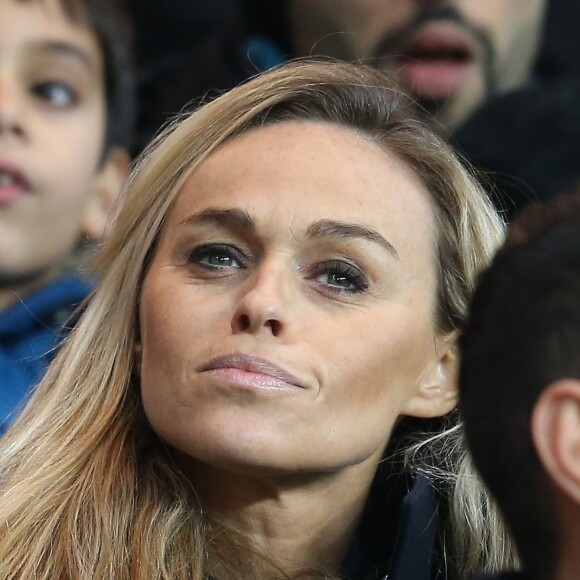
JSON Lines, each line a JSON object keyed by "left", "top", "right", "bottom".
{"left": 0, "top": 0, "right": 121, "bottom": 305}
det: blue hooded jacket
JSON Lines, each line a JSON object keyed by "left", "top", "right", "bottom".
{"left": 0, "top": 275, "right": 91, "bottom": 435}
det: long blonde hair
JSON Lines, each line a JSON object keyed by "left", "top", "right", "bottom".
{"left": 0, "top": 60, "right": 510, "bottom": 579}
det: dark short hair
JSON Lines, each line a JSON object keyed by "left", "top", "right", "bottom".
{"left": 85, "top": 0, "right": 135, "bottom": 150}
{"left": 22, "top": 0, "right": 136, "bottom": 150}
{"left": 459, "top": 191, "right": 580, "bottom": 579}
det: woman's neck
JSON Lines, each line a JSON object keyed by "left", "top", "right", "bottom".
{"left": 177, "top": 455, "right": 381, "bottom": 577}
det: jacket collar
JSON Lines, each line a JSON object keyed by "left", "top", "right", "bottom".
{"left": 0, "top": 275, "right": 91, "bottom": 339}
{"left": 341, "top": 470, "right": 442, "bottom": 580}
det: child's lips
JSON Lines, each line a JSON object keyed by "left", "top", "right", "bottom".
{"left": 0, "top": 161, "right": 31, "bottom": 206}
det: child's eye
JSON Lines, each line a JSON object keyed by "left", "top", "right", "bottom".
{"left": 31, "top": 81, "right": 78, "bottom": 108}
{"left": 187, "top": 244, "right": 247, "bottom": 271}
{"left": 310, "top": 260, "right": 368, "bottom": 295}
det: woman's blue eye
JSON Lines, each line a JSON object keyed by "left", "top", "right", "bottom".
{"left": 32, "top": 82, "right": 78, "bottom": 108}
{"left": 313, "top": 260, "right": 368, "bottom": 294}
{"left": 188, "top": 245, "right": 245, "bottom": 270}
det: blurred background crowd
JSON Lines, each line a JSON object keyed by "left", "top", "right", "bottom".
{"left": 126, "top": 0, "right": 580, "bottom": 218}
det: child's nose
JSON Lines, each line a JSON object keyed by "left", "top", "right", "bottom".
{"left": 0, "top": 79, "right": 24, "bottom": 137}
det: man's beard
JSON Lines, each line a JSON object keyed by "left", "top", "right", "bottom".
{"left": 372, "top": 4, "right": 497, "bottom": 123}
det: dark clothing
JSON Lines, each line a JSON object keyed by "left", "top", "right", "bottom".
{"left": 454, "top": 77, "right": 580, "bottom": 220}
{"left": 342, "top": 471, "right": 445, "bottom": 580}
{"left": 126, "top": 0, "right": 287, "bottom": 154}
{"left": 0, "top": 275, "right": 91, "bottom": 434}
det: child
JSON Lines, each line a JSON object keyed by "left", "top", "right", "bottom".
{"left": 0, "top": 0, "right": 134, "bottom": 433}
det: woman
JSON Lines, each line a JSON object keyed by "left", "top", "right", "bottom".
{"left": 0, "top": 61, "right": 513, "bottom": 579}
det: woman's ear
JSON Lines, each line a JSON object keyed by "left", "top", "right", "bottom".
{"left": 81, "top": 147, "right": 131, "bottom": 240}
{"left": 532, "top": 379, "right": 580, "bottom": 504}
{"left": 402, "top": 333, "right": 459, "bottom": 418}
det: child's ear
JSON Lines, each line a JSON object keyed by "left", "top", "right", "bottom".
{"left": 402, "top": 333, "right": 459, "bottom": 418}
{"left": 82, "top": 146, "right": 131, "bottom": 240}
{"left": 532, "top": 379, "right": 580, "bottom": 504}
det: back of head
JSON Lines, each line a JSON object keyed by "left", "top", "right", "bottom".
{"left": 460, "top": 191, "right": 580, "bottom": 579}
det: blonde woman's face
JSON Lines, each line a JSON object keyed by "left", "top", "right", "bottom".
{"left": 138, "top": 121, "right": 456, "bottom": 478}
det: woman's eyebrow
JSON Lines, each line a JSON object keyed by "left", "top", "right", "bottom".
{"left": 178, "top": 208, "right": 256, "bottom": 233}
{"left": 306, "top": 219, "right": 400, "bottom": 259}
{"left": 178, "top": 211, "right": 399, "bottom": 258}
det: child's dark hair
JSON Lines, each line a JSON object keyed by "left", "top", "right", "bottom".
{"left": 24, "top": 0, "right": 136, "bottom": 150}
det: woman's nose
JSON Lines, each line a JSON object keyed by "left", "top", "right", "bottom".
{"left": 231, "top": 262, "right": 295, "bottom": 338}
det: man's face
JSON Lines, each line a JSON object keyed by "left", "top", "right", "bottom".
{"left": 290, "top": 0, "right": 547, "bottom": 131}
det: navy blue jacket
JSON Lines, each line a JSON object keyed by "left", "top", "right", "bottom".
{"left": 0, "top": 275, "right": 91, "bottom": 434}
{"left": 341, "top": 471, "right": 445, "bottom": 580}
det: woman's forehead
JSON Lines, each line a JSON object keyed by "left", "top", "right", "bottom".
{"left": 153, "top": 122, "right": 440, "bottom": 300}
{"left": 174, "top": 123, "right": 434, "bottom": 236}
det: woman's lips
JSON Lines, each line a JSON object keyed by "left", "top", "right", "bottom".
{"left": 0, "top": 162, "right": 31, "bottom": 206}
{"left": 395, "top": 22, "right": 477, "bottom": 100}
{"left": 199, "top": 352, "right": 306, "bottom": 390}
